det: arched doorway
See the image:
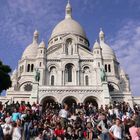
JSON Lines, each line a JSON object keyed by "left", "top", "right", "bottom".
{"left": 62, "top": 96, "right": 77, "bottom": 109}
{"left": 41, "top": 96, "right": 57, "bottom": 112}
{"left": 84, "top": 96, "right": 98, "bottom": 109}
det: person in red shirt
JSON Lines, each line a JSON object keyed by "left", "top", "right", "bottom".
{"left": 19, "top": 104, "right": 26, "bottom": 113}
{"left": 54, "top": 123, "right": 65, "bottom": 140}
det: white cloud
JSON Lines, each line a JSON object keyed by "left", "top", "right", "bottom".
{"left": 110, "top": 21, "right": 140, "bottom": 96}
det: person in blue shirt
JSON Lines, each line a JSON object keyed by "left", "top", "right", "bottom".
{"left": 12, "top": 108, "right": 21, "bottom": 122}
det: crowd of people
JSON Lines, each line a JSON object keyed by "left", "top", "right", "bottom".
{"left": 0, "top": 100, "right": 140, "bottom": 140}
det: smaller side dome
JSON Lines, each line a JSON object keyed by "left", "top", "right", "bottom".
{"left": 39, "top": 40, "right": 46, "bottom": 48}
{"left": 100, "top": 42, "right": 116, "bottom": 59}
{"left": 22, "top": 43, "right": 38, "bottom": 59}
{"left": 99, "top": 28, "right": 116, "bottom": 59}
{"left": 93, "top": 40, "right": 100, "bottom": 49}
{"left": 21, "top": 30, "right": 39, "bottom": 59}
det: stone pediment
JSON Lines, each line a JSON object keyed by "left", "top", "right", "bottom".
{"left": 78, "top": 45, "right": 93, "bottom": 58}
{"left": 47, "top": 45, "right": 63, "bottom": 59}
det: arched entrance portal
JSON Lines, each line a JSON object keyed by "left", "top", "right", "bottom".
{"left": 62, "top": 96, "right": 77, "bottom": 108}
{"left": 84, "top": 96, "right": 98, "bottom": 109}
{"left": 41, "top": 96, "right": 57, "bottom": 111}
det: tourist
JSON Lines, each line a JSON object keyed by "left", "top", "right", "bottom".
{"left": 0, "top": 100, "right": 139, "bottom": 139}
{"left": 2, "top": 117, "right": 13, "bottom": 140}
{"left": 59, "top": 103, "right": 69, "bottom": 129}
{"left": 12, "top": 108, "right": 21, "bottom": 122}
{"left": 0, "top": 119, "right": 4, "bottom": 140}
{"left": 54, "top": 123, "right": 65, "bottom": 140}
{"left": 35, "top": 131, "right": 43, "bottom": 140}
{"left": 43, "top": 124, "right": 54, "bottom": 140}
{"left": 84, "top": 122, "right": 94, "bottom": 140}
{"left": 109, "top": 118, "right": 122, "bottom": 140}
{"left": 12, "top": 120, "right": 22, "bottom": 140}
{"left": 97, "top": 113, "right": 111, "bottom": 140}
{"left": 129, "top": 120, "right": 140, "bottom": 140}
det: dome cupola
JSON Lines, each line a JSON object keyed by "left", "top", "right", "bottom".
{"left": 22, "top": 30, "right": 39, "bottom": 59}
{"left": 50, "top": 1, "right": 87, "bottom": 40}
{"left": 39, "top": 40, "right": 46, "bottom": 48}
{"left": 99, "top": 29, "right": 116, "bottom": 59}
{"left": 93, "top": 40, "right": 100, "bottom": 49}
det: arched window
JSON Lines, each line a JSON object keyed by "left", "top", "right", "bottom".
{"left": 108, "top": 64, "right": 111, "bottom": 72}
{"left": 108, "top": 83, "right": 114, "bottom": 92}
{"left": 40, "top": 62, "right": 42, "bottom": 67}
{"left": 27, "top": 64, "right": 30, "bottom": 72}
{"left": 66, "top": 38, "right": 73, "bottom": 55}
{"left": 105, "top": 64, "right": 107, "bottom": 72}
{"left": 85, "top": 75, "right": 89, "bottom": 86}
{"left": 31, "top": 64, "right": 34, "bottom": 72}
{"left": 22, "top": 65, "right": 24, "bottom": 72}
{"left": 51, "top": 75, "right": 54, "bottom": 86}
{"left": 65, "top": 63, "right": 73, "bottom": 82}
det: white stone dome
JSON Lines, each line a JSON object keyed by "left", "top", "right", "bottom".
{"left": 50, "top": 18, "right": 87, "bottom": 39}
{"left": 50, "top": 1, "right": 87, "bottom": 39}
{"left": 22, "top": 30, "right": 39, "bottom": 59}
{"left": 100, "top": 42, "right": 116, "bottom": 59}
{"left": 93, "top": 40, "right": 100, "bottom": 49}
{"left": 22, "top": 42, "right": 38, "bottom": 59}
{"left": 99, "top": 29, "right": 116, "bottom": 59}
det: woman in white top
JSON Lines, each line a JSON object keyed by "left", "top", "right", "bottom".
{"left": 12, "top": 119, "right": 22, "bottom": 140}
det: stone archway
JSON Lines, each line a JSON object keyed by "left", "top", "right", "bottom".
{"left": 62, "top": 96, "right": 77, "bottom": 108}
{"left": 84, "top": 96, "right": 98, "bottom": 109}
{"left": 41, "top": 96, "right": 57, "bottom": 111}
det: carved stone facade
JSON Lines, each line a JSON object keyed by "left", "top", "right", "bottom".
{"left": 4, "top": 1, "right": 137, "bottom": 108}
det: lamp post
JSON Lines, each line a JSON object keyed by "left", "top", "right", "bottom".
{"left": 35, "top": 68, "right": 40, "bottom": 104}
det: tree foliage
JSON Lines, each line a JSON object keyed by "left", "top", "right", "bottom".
{"left": 0, "top": 60, "right": 12, "bottom": 93}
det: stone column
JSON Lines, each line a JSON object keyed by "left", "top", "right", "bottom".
{"left": 102, "top": 81, "right": 111, "bottom": 107}
{"left": 62, "top": 43, "right": 65, "bottom": 54}
{"left": 62, "top": 71, "right": 63, "bottom": 85}
{"left": 62, "top": 70, "right": 65, "bottom": 85}
{"left": 74, "top": 44, "right": 78, "bottom": 54}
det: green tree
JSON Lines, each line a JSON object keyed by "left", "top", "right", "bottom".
{"left": 0, "top": 60, "right": 12, "bottom": 94}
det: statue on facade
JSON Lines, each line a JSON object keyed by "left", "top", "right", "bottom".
{"left": 100, "top": 65, "right": 107, "bottom": 82}
{"left": 35, "top": 68, "right": 40, "bottom": 82}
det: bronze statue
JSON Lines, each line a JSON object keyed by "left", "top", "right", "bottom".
{"left": 100, "top": 65, "right": 106, "bottom": 82}
{"left": 35, "top": 68, "right": 40, "bottom": 82}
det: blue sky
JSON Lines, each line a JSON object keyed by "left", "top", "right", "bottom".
{"left": 0, "top": 0, "right": 140, "bottom": 96}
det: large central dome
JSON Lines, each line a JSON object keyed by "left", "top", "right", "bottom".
{"left": 50, "top": 1, "right": 87, "bottom": 39}
{"left": 51, "top": 18, "right": 87, "bottom": 38}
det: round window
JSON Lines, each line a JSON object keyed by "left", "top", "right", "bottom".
{"left": 24, "top": 84, "right": 32, "bottom": 91}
